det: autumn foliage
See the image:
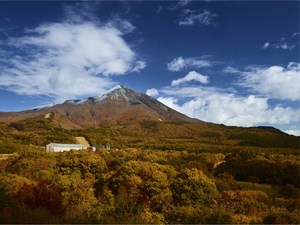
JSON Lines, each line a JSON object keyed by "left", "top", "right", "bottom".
{"left": 0, "top": 148, "right": 299, "bottom": 224}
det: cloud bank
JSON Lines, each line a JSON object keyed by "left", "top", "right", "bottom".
{"left": 149, "top": 62, "right": 300, "bottom": 129}
{"left": 158, "top": 88, "right": 300, "bottom": 127}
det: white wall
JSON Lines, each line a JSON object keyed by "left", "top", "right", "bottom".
{"left": 46, "top": 144, "right": 85, "bottom": 152}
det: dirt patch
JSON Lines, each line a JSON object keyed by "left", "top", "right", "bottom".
{"left": 44, "top": 113, "right": 51, "bottom": 119}
{"left": 0, "top": 154, "right": 15, "bottom": 161}
{"left": 75, "top": 137, "right": 90, "bottom": 147}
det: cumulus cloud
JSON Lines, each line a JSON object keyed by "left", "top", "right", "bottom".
{"left": 167, "top": 56, "right": 214, "bottom": 71}
{"left": 146, "top": 88, "right": 159, "bottom": 97}
{"left": 0, "top": 13, "right": 145, "bottom": 101}
{"left": 239, "top": 62, "right": 300, "bottom": 101}
{"left": 179, "top": 9, "right": 217, "bottom": 26}
{"left": 157, "top": 86, "right": 300, "bottom": 127}
{"left": 171, "top": 71, "right": 209, "bottom": 86}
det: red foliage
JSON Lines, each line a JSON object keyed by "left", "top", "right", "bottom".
{"left": 15, "top": 180, "right": 65, "bottom": 216}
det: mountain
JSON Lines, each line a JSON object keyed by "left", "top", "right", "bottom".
{"left": 0, "top": 85, "right": 197, "bottom": 128}
{"left": 0, "top": 85, "right": 298, "bottom": 150}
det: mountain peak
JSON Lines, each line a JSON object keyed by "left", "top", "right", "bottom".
{"left": 108, "top": 84, "right": 126, "bottom": 91}
{"left": 98, "top": 85, "right": 127, "bottom": 97}
{"left": 62, "top": 85, "right": 130, "bottom": 105}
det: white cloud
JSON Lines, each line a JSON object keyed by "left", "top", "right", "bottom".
{"left": 157, "top": 97, "right": 182, "bottom": 113}
{"left": 284, "top": 130, "right": 300, "bottom": 136}
{"left": 239, "top": 62, "right": 300, "bottom": 101}
{"left": 146, "top": 88, "right": 159, "bottom": 97}
{"left": 157, "top": 86, "right": 300, "bottom": 127}
{"left": 0, "top": 17, "right": 145, "bottom": 101}
{"left": 261, "top": 33, "right": 299, "bottom": 51}
{"left": 168, "top": 57, "right": 186, "bottom": 71}
{"left": 261, "top": 42, "right": 270, "bottom": 49}
{"left": 160, "top": 86, "right": 222, "bottom": 98}
{"left": 132, "top": 61, "right": 147, "bottom": 72}
{"left": 273, "top": 42, "right": 295, "bottom": 50}
{"left": 167, "top": 56, "right": 213, "bottom": 71}
{"left": 168, "top": 0, "right": 191, "bottom": 10}
{"left": 171, "top": 71, "right": 209, "bottom": 86}
{"left": 179, "top": 9, "right": 217, "bottom": 26}
{"left": 223, "top": 66, "right": 241, "bottom": 74}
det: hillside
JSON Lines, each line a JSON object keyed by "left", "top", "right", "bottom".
{"left": 0, "top": 115, "right": 299, "bottom": 155}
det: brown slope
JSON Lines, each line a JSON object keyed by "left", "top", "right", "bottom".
{"left": 0, "top": 85, "right": 198, "bottom": 128}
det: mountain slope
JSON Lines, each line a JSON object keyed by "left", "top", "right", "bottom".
{"left": 0, "top": 85, "right": 197, "bottom": 128}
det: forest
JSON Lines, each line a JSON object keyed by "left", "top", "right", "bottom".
{"left": 0, "top": 146, "right": 299, "bottom": 224}
{"left": 0, "top": 116, "right": 299, "bottom": 223}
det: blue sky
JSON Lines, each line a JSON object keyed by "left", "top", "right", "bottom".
{"left": 0, "top": 1, "right": 299, "bottom": 135}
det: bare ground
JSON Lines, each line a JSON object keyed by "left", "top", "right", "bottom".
{"left": 75, "top": 136, "right": 90, "bottom": 147}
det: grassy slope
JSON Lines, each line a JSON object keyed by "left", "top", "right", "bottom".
{"left": 0, "top": 115, "right": 299, "bottom": 154}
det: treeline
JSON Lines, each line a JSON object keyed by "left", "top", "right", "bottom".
{"left": 0, "top": 149, "right": 299, "bottom": 224}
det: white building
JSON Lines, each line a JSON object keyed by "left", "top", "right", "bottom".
{"left": 46, "top": 143, "right": 86, "bottom": 152}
